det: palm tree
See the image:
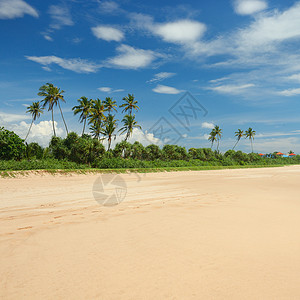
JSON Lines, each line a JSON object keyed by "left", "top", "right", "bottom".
{"left": 213, "top": 125, "right": 222, "bottom": 152}
{"left": 101, "top": 114, "right": 118, "bottom": 150}
{"left": 208, "top": 129, "right": 217, "bottom": 149}
{"left": 25, "top": 101, "right": 44, "bottom": 141}
{"left": 72, "top": 97, "right": 92, "bottom": 136}
{"left": 233, "top": 129, "right": 244, "bottom": 150}
{"left": 245, "top": 127, "right": 256, "bottom": 152}
{"left": 119, "top": 114, "right": 141, "bottom": 141}
{"left": 119, "top": 94, "right": 139, "bottom": 115}
{"left": 38, "top": 83, "right": 68, "bottom": 136}
{"left": 90, "top": 122, "right": 102, "bottom": 140}
{"left": 103, "top": 97, "right": 117, "bottom": 114}
{"left": 89, "top": 99, "right": 107, "bottom": 140}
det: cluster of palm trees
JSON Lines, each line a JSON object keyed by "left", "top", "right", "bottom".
{"left": 25, "top": 83, "right": 68, "bottom": 141}
{"left": 208, "top": 125, "right": 256, "bottom": 152}
{"left": 25, "top": 83, "right": 141, "bottom": 150}
{"left": 25, "top": 83, "right": 257, "bottom": 153}
{"left": 72, "top": 94, "right": 140, "bottom": 150}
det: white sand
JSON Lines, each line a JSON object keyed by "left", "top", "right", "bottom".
{"left": 1, "top": 166, "right": 300, "bottom": 299}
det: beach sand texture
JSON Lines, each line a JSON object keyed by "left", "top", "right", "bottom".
{"left": 1, "top": 166, "right": 300, "bottom": 299}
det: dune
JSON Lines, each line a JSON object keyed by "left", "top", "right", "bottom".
{"left": 1, "top": 166, "right": 300, "bottom": 299}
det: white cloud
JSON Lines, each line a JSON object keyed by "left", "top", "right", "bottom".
{"left": 233, "top": 0, "right": 268, "bottom": 15}
{"left": 132, "top": 15, "right": 206, "bottom": 45}
{"left": 152, "top": 84, "right": 183, "bottom": 94}
{"left": 186, "top": 2, "right": 300, "bottom": 74}
{"left": 250, "top": 137, "right": 300, "bottom": 153}
{"left": 98, "top": 1, "right": 120, "bottom": 14}
{"left": 92, "top": 25, "right": 124, "bottom": 42}
{"left": 0, "top": 112, "right": 64, "bottom": 147}
{"left": 277, "top": 88, "right": 300, "bottom": 97}
{"left": 107, "top": 44, "right": 159, "bottom": 69}
{"left": 208, "top": 83, "right": 255, "bottom": 94}
{"left": 286, "top": 73, "right": 300, "bottom": 82}
{"left": 100, "top": 128, "right": 163, "bottom": 149}
{"left": 154, "top": 20, "right": 206, "bottom": 44}
{"left": 26, "top": 55, "right": 101, "bottom": 73}
{"left": 48, "top": 5, "right": 73, "bottom": 30}
{"left": 147, "top": 72, "right": 176, "bottom": 83}
{"left": 43, "top": 35, "right": 53, "bottom": 42}
{"left": 0, "top": 0, "right": 38, "bottom": 19}
{"left": 201, "top": 122, "right": 215, "bottom": 129}
{"left": 0, "top": 111, "right": 30, "bottom": 122}
{"left": 98, "top": 87, "right": 111, "bottom": 92}
{"left": 98, "top": 87, "right": 124, "bottom": 93}
{"left": 209, "top": 77, "right": 230, "bottom": 83}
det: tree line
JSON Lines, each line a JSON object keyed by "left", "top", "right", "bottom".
{"left": 25, "top": 83, "right": 141, "bottom": 150}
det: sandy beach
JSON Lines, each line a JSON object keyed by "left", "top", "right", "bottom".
{"left": 1, "top": 166, "right": 300, "bottom": 299}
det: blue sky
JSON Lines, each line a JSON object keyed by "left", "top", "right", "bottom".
{"left": 1, "top": 0, "right": 300, "bottom": 153}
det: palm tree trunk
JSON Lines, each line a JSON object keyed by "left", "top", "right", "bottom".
{"left": 58, "top": 101, "right": 68, "bottom": 135}
{"left": 108, "top": 136, "right": 111, "bottom": 151}
{"left": 82, "top": 117, "right": 86, "bottom": 136}
{"left": 232, "top": 139, "right": 239, "bottom": 150}
{"left": 52, "top": 109, "right": 56, "bottom": 137}
{"left": 251, "top": 138, "right": 253, "bottom": 153}
{"left": 24, "top": 119, "right": 34, "bottom": 141}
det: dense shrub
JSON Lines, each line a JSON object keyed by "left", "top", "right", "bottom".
{"left": 145, "top": 144, "right": 161, "bottom": 160}
{"left": 49, "top": 136, "right": 69, "bottom": 160}
{"left": 0, "top": 127, "right": 26, "bottom": 160}
{"left": 26, "top": 142, "right": 43, "bottom": 159}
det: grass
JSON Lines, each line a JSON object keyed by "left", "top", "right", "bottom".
{"left": 0, "top": 164, "right": 288, "bottom": 178}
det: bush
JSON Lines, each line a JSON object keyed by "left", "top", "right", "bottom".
{"left": 49, "top": 136, "right": 69, "bottom": 160}
{"left": 70, "top": 135, "right": 105, "bottom": 164}
{"left": 0, "top": 127, "right": 26, "bottom": 160}
{"left": 145, "top": 144, "right": 161, "bottom": 160}
{"left": 26, "top": 142, "right": 44, "bottom": 159}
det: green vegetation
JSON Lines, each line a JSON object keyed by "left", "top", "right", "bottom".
{"left": 1, "top": 83, "right": 299, "bottom": 174}
{"left": 0, "top": 129, "right": 299, "bottom": 172}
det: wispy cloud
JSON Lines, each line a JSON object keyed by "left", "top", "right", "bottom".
{"left": 201, "top": 122, "right": 215, "bottom": 129}
{"left": 207, "top": 83, "right": 255, "bottom": 95}
{"left": 92, "top": 25, "right": 124, "bottom": 42}
{"left": 0, "top": 0, "right": 38, "bottom": 19}
{"left": 98, "top": 1, "right": 122, "bottom": 14}
{"left": 107, "top": 44, "right": 160, "bottom": 69}
{"left": 48, "top": 4, "right": 73, "bottom": 30}
{"left": 152, "top": 84, "right": 183, "bottom": 94}
{"left": 233, "top": 0, "right": 268, "bottom": 15}
{"left": 147, "top": 72, "right": 176, "bottom": 83}
{"left": 0, "top": 111, "right": 30, "bottom": 122}
{"left": 98, "top": 87, "right": 124, "bottom": 93}
{"left": 42, "top": 4, "right": 74, "bottom": 41}
{"left": 277, "top": 88, "right": 300, "bottom": 97}
{"left": 26, "top": 55, "right": 101, "bottom": 73}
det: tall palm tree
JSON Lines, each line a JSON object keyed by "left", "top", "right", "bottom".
{"left": 25, "top": 101, "right": 44, "bottom": 141}
{"left": 119, "top": 94, "right": 139, "bottom": 115}
{"left": 208, "top": 129, "right": 217, "bottom": 149}
{"left": 103, "top": 97, "right": 117, "bottom": 114}
{"left": 245, "top": 127, "right": 256, "bottom": 152}
{"left": 72, "top": 97, "right": 92, "bottom": 136}
{"left": 38, "top": 83, "right": 68, "bottom": 136}
{"left": 89, "top": 98, "right": 107, "bottom": 140}
{"left": 213, "top": 125, "right": 222, "bottom": 152}
{"left": 101, "top": 114, "right": 118, "bottom": 150}
{"left": 233, "top": 129, "right": 244, "bottom": 150}
{"left": 119, "top": 114, "right": 141, "bottom": 141}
